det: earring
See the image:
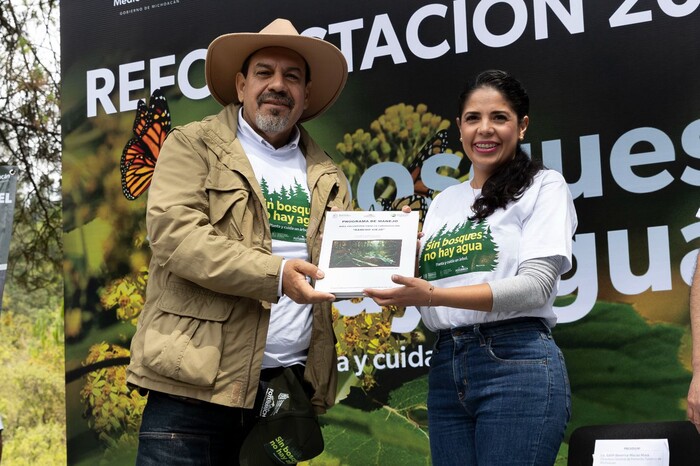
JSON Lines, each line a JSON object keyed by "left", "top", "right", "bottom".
{"left": 459, "top": 137, "right": 463, "bottom": 142}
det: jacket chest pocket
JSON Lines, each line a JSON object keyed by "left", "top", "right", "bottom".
{"left": 205, "top": 168, "right": 253, "bottom": 241}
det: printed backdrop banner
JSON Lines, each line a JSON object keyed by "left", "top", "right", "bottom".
{"left": 0, "top": 166, "right": 18, "bottom": 310}
{"left": 60, "top": 1, "right": 700, "bottom": 464}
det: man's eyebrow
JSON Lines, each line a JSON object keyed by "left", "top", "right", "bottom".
{"left": 253, "top": 61, "right": 303, "bottom": 74}
{"left": 252, "top": 62, "right": 273, "bottom": 70}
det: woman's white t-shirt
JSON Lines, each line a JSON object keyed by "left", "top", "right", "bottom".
{"left": 418, "top": 169, "right": 577, "bottom": 331}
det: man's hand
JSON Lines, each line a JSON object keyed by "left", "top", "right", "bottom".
{"left": 688, "top": 373, "right": 700, "bottom": 433}
{"left": 282, "top": 258, "right": 335, "bottom": 304}
{"left": 399, "top": 204, "right": 424, "bottom": 253}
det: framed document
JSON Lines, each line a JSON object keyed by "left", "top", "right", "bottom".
{"left": 315, "top": 210, "right": 419, "bottom": 298}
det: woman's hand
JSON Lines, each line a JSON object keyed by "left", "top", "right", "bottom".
{"left": 363, "top": 275, "right": 434, "bottom": 307}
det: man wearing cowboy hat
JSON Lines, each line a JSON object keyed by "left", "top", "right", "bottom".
{"left": 127, "top": 18, "right": 351, "bottom": 465}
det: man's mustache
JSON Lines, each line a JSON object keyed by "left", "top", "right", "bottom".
{"left": 258, "top": 92, "right": 294, "bottom": 108}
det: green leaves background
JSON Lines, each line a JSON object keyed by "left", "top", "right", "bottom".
{"left": 317, "top": 377, "right": 430, "bottom": 465}
{"left": 555, "top": 298, "right": 691, "bottom": 434}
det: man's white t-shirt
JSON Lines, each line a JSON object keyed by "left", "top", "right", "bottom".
{"left": 237, "top": 112, "right": 312, "bottom": 368}
{"left": 418, "top": 169, "right": 577, "bottom": 330}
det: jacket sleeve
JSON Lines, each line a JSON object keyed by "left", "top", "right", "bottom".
{"left": 338, "top": 169, "right": 352, "bottom": 211}
{"left": 145, "top": 127, "right": 281, "bottom": 302}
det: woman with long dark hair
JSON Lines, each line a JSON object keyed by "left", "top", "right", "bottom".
{"left": 365, "top": 70, "right": 577, "bottom": 465}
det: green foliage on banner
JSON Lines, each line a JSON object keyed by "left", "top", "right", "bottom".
{"left": 335, "top": 103, "right": 466, "bottom": 202}
{"left": 316, "top": 382, "right": 430, "bottom": 465}
{"left": 79, "top": 343, "right": 146, "bottom": 448}
{"left": 553, "top": 298, "right": 692, "bottom": 436}
{"left": 333, "top": 302, "right": 423, "bottom": 392}
{"left": 386, "top": 373, "right": 429, "bottom": 423}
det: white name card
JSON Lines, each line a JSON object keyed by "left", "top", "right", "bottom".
{"left": 592, "top": 439, "right": 669, "bottom": 466}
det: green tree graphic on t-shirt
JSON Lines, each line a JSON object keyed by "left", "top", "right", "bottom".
{"left": 262, "top": 177, "right": 310, "bottom": 243}
{"left": 260, "top": 177, "right": 270, "bottom": 199}
{"left": 419, "top": 219, "right": 498, "bottom": 280}
{"left": 279, "top": 185, "right": 289, "bottom": 202}
{"left": 291, "top": 179, "right": 308, "bottom": 204}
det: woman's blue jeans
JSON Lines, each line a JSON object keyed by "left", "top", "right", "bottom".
{"left": 427, "top": 318, "right": 571, "bottom": 466}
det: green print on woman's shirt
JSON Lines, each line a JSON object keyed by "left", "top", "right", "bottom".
{"left": 419, "top": 220, "right": 499, "bottom": 280}
{"left": 261, "top": 177, "right": 310, "bottom": 243}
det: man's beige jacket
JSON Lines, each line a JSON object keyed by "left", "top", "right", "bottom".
{"left": 127, "top": 104, "right": 351, "bottom": 413}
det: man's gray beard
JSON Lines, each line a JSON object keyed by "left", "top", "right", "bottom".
{"left": 255, "top": 111, "right": 291, "bottom": 134}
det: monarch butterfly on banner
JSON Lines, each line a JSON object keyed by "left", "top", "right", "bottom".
{"left": 120, "top": 88, "right": 171, "bottom": 200}
{"left": 407, "top": 129, "right": 448, "bottom": 198}
{"left": 375, "top": 129, "right": 449, "bottom": 227}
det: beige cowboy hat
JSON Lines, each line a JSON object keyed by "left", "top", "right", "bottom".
{"left": 206, "top": 18, "right": 348, "bottom": 122}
